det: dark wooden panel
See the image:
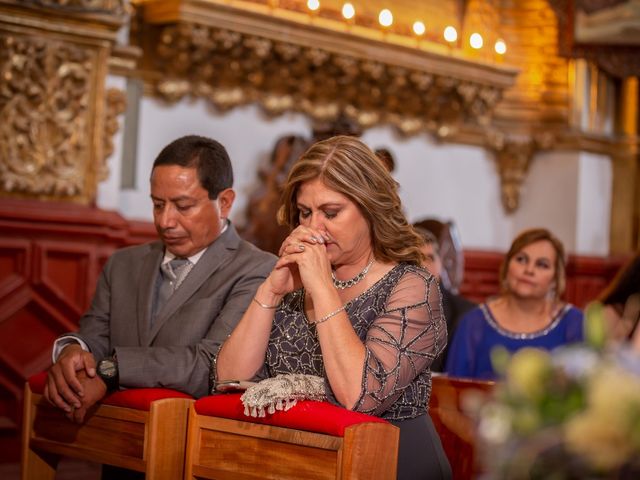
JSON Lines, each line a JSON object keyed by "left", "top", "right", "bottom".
{"left": 0, "top": 199, "right": 157, "bottom": 461}
{"left": 430, "top": 375, "right": 495, "bottom": 480}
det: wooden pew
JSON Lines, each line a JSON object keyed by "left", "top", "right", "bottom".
{"left": 429, "top": 375, "right": 495, "bottom": 480}
{"left": 184, "top": 392, "right": 400, "bottom": 480}
{"left": 21, "top": 372, "right": 193, "bottom": 480}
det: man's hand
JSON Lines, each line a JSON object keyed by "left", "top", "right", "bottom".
{"left": 66, "top": 371, "right": 107, "bottom": 424}
{"left": 44, "top": 343, "right": 97, "bottom": 413}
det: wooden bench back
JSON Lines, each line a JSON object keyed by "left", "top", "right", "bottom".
{"left": 429, "top": 375, "right": 495, "bottom": 480}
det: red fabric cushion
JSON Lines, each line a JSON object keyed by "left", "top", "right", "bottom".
{"left": 194, "top": 393, "right": 388, "bottom": 437}
{"left": 28, "top": 371, "right": 192, "bottom": 411}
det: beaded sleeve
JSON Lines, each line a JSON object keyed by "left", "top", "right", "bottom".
{"left": 264, "top": 263, "right": 446, "bottom": 420}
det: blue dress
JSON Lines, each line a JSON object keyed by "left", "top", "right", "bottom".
{"left": 444, "top": 303, "right": 584, "bottom": 380}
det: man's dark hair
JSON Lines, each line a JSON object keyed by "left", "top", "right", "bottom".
{"left": 152, "top": 135, "right": 233, "bottom": 199}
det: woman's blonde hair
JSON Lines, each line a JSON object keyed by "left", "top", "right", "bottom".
{"left": 499, "top": 228, "right": 567, "bottom": 299}
{"left": 278, "top": 135, "right": 425, "bottom": 265}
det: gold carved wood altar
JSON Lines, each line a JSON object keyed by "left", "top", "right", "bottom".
{"left": 139, "top": 0, "right": 517, "bottom": 136}
{"left": 0, "top": 0, "right": 128, "bottom": 204}
{"left": 133, "top": 0, "right": 639, "bottom": 226}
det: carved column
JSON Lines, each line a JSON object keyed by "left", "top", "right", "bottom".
{"left": 0, "top": 0, "right": 127, "bottom": 204}
{"left": 610, "top": 77, "right": 640, "bottom": 254}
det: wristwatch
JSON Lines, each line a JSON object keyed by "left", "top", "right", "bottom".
{"left": 97, "top": 356, "right": 119, "bottom": 392}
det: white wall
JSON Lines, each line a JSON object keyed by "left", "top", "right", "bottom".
{"left": 575, "top": 152, "right": 612, "bottom": 255}
{"left": 97, "top": 93, "right": 613, "bottom": 255}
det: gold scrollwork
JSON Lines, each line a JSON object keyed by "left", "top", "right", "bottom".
{"left": 24, "top": 0, "right": 125, "bottom": 14}
{"left": 100, "top": 88, "right": 127, "bottom": 181}
{"left": 0, "top": 34, "right": 91, "bottom": 197}
{"left": 486, "top": 131, "right": 556, "bottom": 213}
{"left": 150, "top": 22, "right": 506, "bottom": 138}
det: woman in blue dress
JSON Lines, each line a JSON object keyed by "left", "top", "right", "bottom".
{"left": 445, "top": 228, "right": 584, "bottom": 380}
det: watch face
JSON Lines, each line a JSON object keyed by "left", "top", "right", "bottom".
{"left": 99, "top": 360, "right": 117, "bottom": 378}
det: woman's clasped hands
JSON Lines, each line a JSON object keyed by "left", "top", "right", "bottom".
{"left": 267, "top": 226, "right": 334, "bottom": 297}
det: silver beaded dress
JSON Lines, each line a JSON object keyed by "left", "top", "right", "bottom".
{"left": 259, "top": 263, "right": 447, "bottom": 420}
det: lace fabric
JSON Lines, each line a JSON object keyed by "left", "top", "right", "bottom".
{"left": 263, "top": 263, "right": 446, "bottom": 420}
{"left": 240, "top": 374, "right": 326, "bottom": 417}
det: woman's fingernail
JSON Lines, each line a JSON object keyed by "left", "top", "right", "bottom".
{"left": 299, "top": 244, "right": 305, "bottom": 251}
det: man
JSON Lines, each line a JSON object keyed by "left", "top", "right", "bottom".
{"left": 415, "top": 226, "right": 475, "bottom": 372}
{"left": 45, "top": 135, "right": 277, "bottom": 423}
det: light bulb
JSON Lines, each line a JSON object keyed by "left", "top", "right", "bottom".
{"left": 444, "top": 26, "right": 457, "bottom": 43}
{"left": 495, "top": 39, "right": 507, "bottom": 55}
{"left": 413, "top": 21, "right": 425, "bottom": 36}
{"left": 307, "top": 0, "right": 319, "bottom": 11}
{"left": 342, "top": 3, "right": 355, "bottom": 19}
{"left": 379, "top": 9, "right": 393, "bottom": 27}
{"left": 470, "top": 33, "right": 483, "bottom": 49}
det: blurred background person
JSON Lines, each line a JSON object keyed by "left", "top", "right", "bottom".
{"left": 414, "top": 226, "right": 475, "bottom": 372}
{"left": 445, "top": 228, "right": 584, "bottom": 380}
{"left": 598, "top": 251, "right": 640, "bottom": 345}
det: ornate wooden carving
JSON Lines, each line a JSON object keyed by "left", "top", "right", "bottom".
{"left": 24, "top": 0, "right": 124, "bottom": 11}
{"left": 0, "top": 0, "right": 128, "bottom": 203}
{"left": 139, "top": 1, "right": 517, "bottom": 138}
{"left": 101, "top": 88, "right": 127, "bottom": 181}
{"left": 486, "top": 131, "right": 555, "bottom": 213}
{"left": 0, "top": 35, "right": 92, "bottom": 197}
{"left": 548, "top": 0, "right": 640, "bottom": 77}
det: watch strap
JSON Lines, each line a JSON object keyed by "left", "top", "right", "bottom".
{"left": 97, "top": 356, "right": 119, "bottom": 392}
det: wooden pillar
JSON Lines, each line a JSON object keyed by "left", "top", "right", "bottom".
{"left": 610, "top": 77, "right": 639, "bottom": 254}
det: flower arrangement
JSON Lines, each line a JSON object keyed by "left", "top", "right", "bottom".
{"left": 473, "top": 303, "right": 640, "bottom": 479}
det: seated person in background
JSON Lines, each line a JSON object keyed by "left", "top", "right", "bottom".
{"left": 445, "top": 228, "right": 583, "bottom": 380}
{"left": 598, "top": 251, "right": 640, "bottom": 345}
{"left": 213, "top": 135, "right": 451, "bottom": 480}
{"left": 415, "top": 226, "right": 476, "bottom": 372}
{"left": 45, "top": 135, "right": 277, "bottom": 423}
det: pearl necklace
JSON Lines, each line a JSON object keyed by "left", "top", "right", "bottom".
{"left": 332, "top": 259, "right": 374, "bottom": 290}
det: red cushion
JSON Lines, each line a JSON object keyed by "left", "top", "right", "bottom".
{"left": 28, "top": 371, "right": 192, "bottom": 411}
{"left": 194, "top": 393, "right": 388, "bottom": 437}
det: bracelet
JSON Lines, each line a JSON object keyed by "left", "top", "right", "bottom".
{"left": 311, "top": 305, "right": 346, "bottom": 325}
{"left": 253, "top": 296, "right": 278, "bottom": 309}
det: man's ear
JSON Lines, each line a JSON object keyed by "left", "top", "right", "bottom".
{"left": 217, "top": 188, "right": 236, "bottom": 218}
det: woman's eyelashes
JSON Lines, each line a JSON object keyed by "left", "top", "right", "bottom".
{"left": 535, "top": 259, "right": 551, "bottom": 269}
{"left": 514, "top": 253, "right": 551, "bottom": 270}
{"left": 298, "top": 208, "right": 339, "bottom": 220}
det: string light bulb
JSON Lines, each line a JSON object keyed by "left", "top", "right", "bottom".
{"left": 469, "top": 33, "right": 483, "bottom": 49}
{"left": 307, "top": 0, "right": 319, "bottom": 11}
{"left": 342, "top": 3, "right": 355, "bottom": 20}
{"left": 412, "top": 21, "right": 426, "bottom": 36}
{"left": 378, "top": 9, "right": 393, "bottom": 27}
{"left": 443, "top": 26, "right": 457, "bottom": 43}
{"left": 494, "top": 39, "right": 507, "bottom": 55}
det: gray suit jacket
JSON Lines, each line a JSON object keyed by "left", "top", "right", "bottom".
{"left": 67, "top": 224, "right": 276, "bottom": 398}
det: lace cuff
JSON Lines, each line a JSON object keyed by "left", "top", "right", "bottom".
{"left": 240, "top": 374, "right": 326, "bottom": 417}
